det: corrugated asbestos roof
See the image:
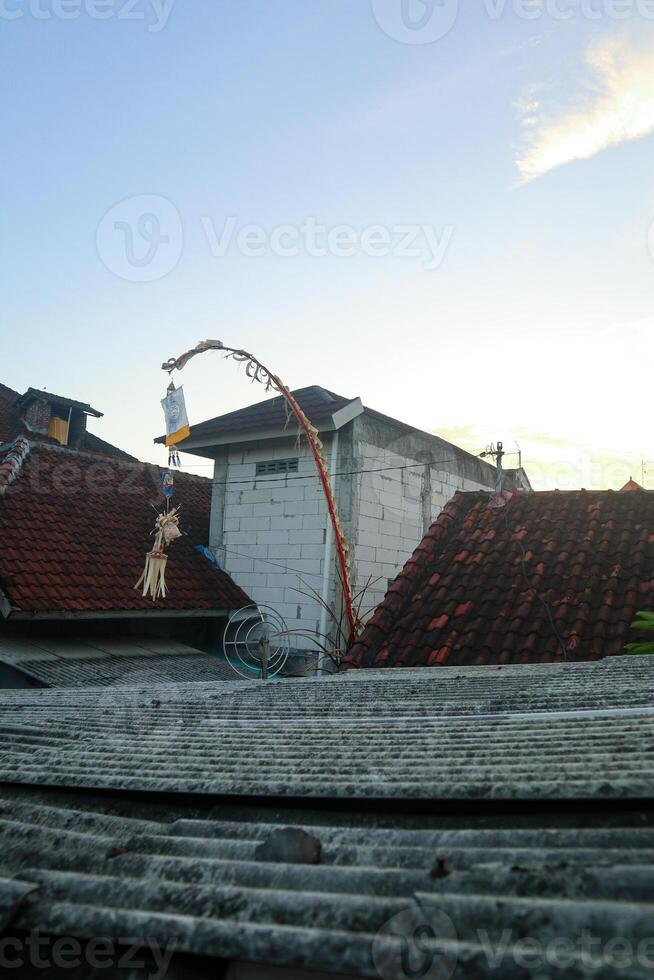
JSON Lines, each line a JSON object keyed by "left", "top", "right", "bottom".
{"left": 0, "top": 655, "right": 652, "bottom": 799}
{"left": 0, "top": 656, "right": 652, "bottom": 978}
{"left": 0, "top": 787, "right": 652, "bottom": 980}
{"left": 0, "top": 635, "right": 239, "bottom": 688}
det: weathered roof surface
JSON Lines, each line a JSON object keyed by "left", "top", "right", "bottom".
{"left": 347, "top": 489, "right": 654, "bottom": 669}
{"left": 162, "top": 384, "right": 355, "bottom": 444}
{"left": 0, "top": 655, "right": 651, "bottom": 800}
{"left": 17, "top": 387, "right": 103, "bottom": 417}
{"left": 0, "top": 785, "right": 651, "bottom": 980}
{"left": 0, "top": 381, "right": 132, "bottom": 458}
{"left": 0, "top": 440, "right": 250, "bottom": 616}
{"left": 0, "top": 657, "right": 652, "bottom": 978}
{"left": 0, "top": 635, "right": 239, "bottom": 687}
{"left": 0, "top": 384, "right": 22, "bottom": 446}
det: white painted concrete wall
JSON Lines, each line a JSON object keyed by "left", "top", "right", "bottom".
{"left": 211, "top": 439, "right": 329, "bottom": 648}
{"left": 208, "top": 419, "right": 498, "bottom": 655}
{"left": 352, "top": 439, "right": 490, "bottom": 618}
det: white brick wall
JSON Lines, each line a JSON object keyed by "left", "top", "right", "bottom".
{"left": 210, "top": 424, "right": 495, "bottom": 660}
{"left": 211, "top": 441, "right": 330, "bottom": 649}
{"left": 353, "top": 439, "right": 489, "bottom": 618}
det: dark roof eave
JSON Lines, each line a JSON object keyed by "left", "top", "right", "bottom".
{"left": 155, "top": 398, "right": 364, "bottom": 453}
{"left": 7, "top": 608, "right": 232, "bottom": 621}
{"left": 16, "top": 389, "right": 103, "bottom": 418}
{"left": 155, "top": 420, "right": 339, "bottom": 452}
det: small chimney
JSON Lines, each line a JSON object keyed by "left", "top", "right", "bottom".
{"left": 17, "top": 389, "right": 103, "bottom": 450}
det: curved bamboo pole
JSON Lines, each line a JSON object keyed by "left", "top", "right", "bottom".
{"left": 162, "top": 340, "right": 357, "bottom": 647}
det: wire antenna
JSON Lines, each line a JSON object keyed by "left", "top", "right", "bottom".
{"left": 223, "top": 604, "right": 290, "bottom": 680}
{"left": 480, "top": 441, "right": 505, "bottom": 492}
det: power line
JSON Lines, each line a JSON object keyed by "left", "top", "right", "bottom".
{"left": 173, "top": 451, "right": 514, "bottom": 487}
{"left": 220, "top": 546, "right": 324, "bottom": 581}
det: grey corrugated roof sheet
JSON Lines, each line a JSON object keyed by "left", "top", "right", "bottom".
{"left": 0, "top": 785, "right": 651, "bottom": 979}
{"left": 0, "top": 656, "right": 652, "bottom": 978}
{"left": 0, "top": 635, "right": 239, "bottom": 688}
{"left": 0, "top": 655, "right": 652, "bottom": 799}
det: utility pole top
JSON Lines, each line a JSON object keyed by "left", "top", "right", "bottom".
{"left": 480, "top": 442, "right": 505, "bottom": 493}
{"left": 495, "top": 441, "right": 504, "bottom": 492}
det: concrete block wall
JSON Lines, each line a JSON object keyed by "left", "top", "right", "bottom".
{"left": 354, "top": 441, "right": 424, "bottom": 616}
{"left": 210, "top": 438, "right": 330, "bottom": 650}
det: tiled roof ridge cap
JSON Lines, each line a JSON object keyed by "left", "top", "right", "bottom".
{"left": 29, "top": 442, "right": 211, "bottom": 483}
{"left": 0, "top": 437, "right": 31, "bottom": 497}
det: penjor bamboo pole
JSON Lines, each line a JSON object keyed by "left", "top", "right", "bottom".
{"left": 162, "top": 340, "right": 357, "bottom": 648}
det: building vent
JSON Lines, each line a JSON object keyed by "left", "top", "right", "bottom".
{"left": 256, "top": 458, "right": 299, "bottom": 476}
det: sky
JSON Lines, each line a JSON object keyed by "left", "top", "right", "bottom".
{"left": 2, "top": 0, "right": 653, "bottom": 490}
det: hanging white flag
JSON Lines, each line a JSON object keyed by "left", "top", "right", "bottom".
{"left": 161, "top": 385, "right": 190, "bottom": 446}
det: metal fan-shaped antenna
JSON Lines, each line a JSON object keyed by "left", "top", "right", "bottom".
{"left": 223, "top": 604, "right": 290, "bottom": 680}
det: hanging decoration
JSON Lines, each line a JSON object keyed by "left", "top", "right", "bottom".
{"left": 161, "top": 339, "right": 358, "bottom": 650}
{"left": 162, "top": 470, "right": 175, "bottom": 498}
{"left": 135, "top": 382, "right": 188, "bottom": 601}
{"left": 161, "top": 382, "right": 190, "bottom": 447}
{"left": 135, "top": 507, "right": 182, "bottom": 601}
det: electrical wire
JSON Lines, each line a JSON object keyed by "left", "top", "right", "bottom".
{"left": 220, "top": 545, "right": 324, "bottom": 581}
{"left": 173, "top": 452, "right": 511, "bottom": 487}
{"left": 171, "top": 448, "right": 521, "bottom": 473}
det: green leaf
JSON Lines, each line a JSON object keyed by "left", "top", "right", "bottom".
{"left": 625, "top": 642, "right": 654, "bottom": 655}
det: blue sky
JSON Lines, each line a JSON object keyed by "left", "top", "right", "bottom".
{"left": 2, "top": 1, "right": 653, "bottom": 488}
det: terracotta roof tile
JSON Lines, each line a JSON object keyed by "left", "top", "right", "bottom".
{"left": 346, "top": 489, "right": 654, "bottom": 668}
{"left": 0, "top": 442, "right": 250, "bottom": 615}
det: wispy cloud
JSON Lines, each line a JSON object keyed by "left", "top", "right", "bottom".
{"left": 517, "top": 33, "right": 654, "bottom": 183}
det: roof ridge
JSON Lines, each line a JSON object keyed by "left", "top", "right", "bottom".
{"left": 0, "top": 437, "right": 31, "bottom": 497}
{"left": 17, "top": 387, "right": 103, "bottom": 417}
{"left": 28, "top": 441, "right": 211, "bottom": 482}
{"left": 0, "top": 382, "right": 20, "bottom": 401}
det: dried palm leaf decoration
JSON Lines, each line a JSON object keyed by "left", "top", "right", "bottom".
{"left": 135, "top": 506, "right": 182, "bottom": 601}
{"left": 135, "top": 380, "right": 187, "bottom": 601}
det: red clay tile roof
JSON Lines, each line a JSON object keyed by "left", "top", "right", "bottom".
{"left": 345, "top": 489, "right": 654, "bottom": 669}
{"left": 0, "top": 441, "right": 250, "bottom": 616}
{"left": 620, "top": 478, "right": 644, "bottom": 492}
{"left": 0, "top": 382, "right": 133, "bottom": 460}
{"left": 0, "top": 384, "right": 21, "bottom": 446}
